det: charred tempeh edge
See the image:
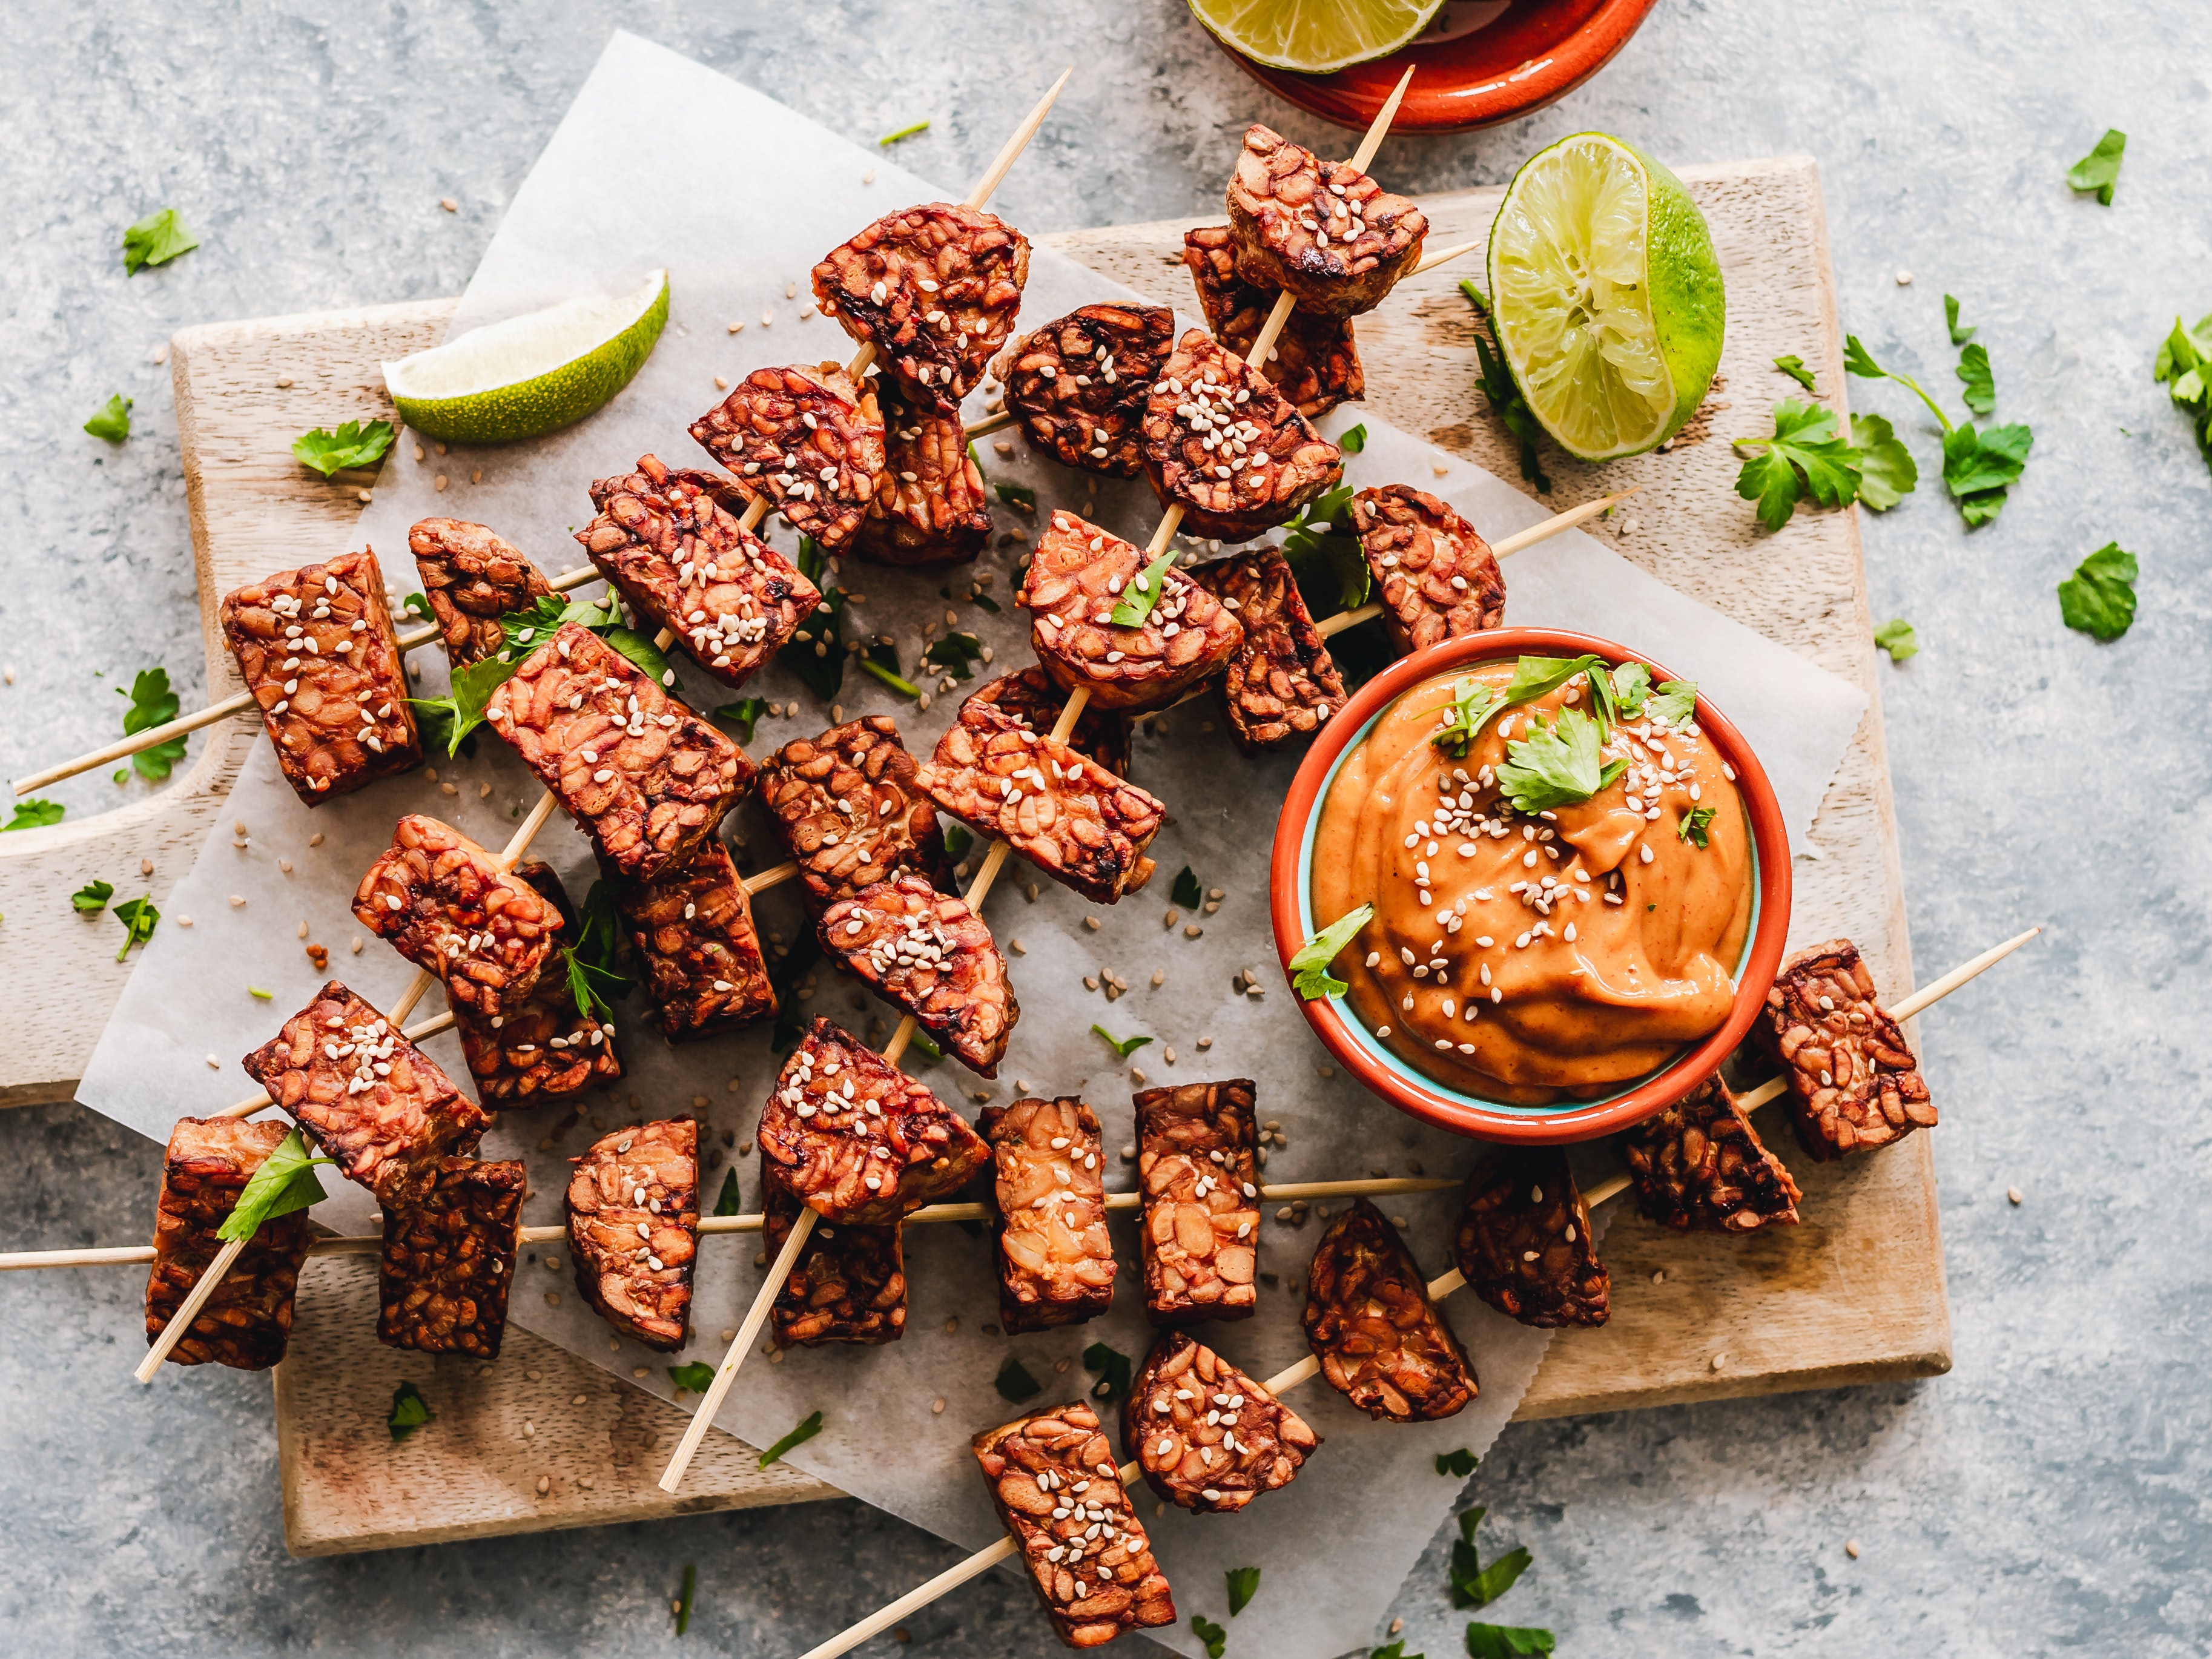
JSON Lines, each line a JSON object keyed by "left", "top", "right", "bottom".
{"left": 351, "top": 813, "right": 564, "bottom": 1021}
{"left": 689, "top": 361, "right": 886, "bottom": 553}
{"left": 1303, "top": 1198, "right": 1476, "bottom": 1422}
{"left": 1623, "top": 1074, "right": 1802, "bottom": 1232}
{"left": 1134, "top": 1080, "right": 1261, "bottom": 1327}
{"left": 817, "top": 872, "right": 1017, "bottom": 1077}
{"left": 1188, "top": 546, "right": 1347, "bottom": 751}
{"left": 972, "top": 1401, "right": 1177, "bottom": 1649}
{"left": 377, "top": 1156, "right": 525, "bottom": 1357}
{"left": 982, "top": 1096, "right": 1115, "bottom": 1333}
{"left": 758, "top": 716, "right": 954, "bottom": 919}
{"left": 853, "top": 375, "right": 993, "bottom": 566}
{"left": 1347, "top": 485, "right": 1507, "bottom": 655}
{"left": 1759, "top": 937, "right": 1936, "bottom": 1160}
{"left": 144, "top": 1118, "right": 314, "bottom": 1371}
{"left": 219, "top": 546, "right": 420, "bottom": 803}
{"left": 994, "top": 301, "right": 1177, "bottom": 475}
{"left": 1124, "top": 1328, "right": 1319, "bottom": 1514}
{"left": 1141, "top": 329, "right": 1343, "bottom": 543}
{"left": 567, "top": 1118, "right": 699, "bottom": 1351}
{"left": 408, "top": 516, "right": 555, "bottom": 668}
{"left": 1183, "top": 224, "right": 1364, "bottom": 420}
{"left": 451, "top": 861, "right": 622, "bottom": 1107}
{"left": 968, "top": 668, "right": 1132, "bottom": 779}
{"left": 762, "top": 1162, "right": 908, "bottom": 1347}
{"left": 1451, "top": 1147, "right": 1610, "bottom": 1328}
{"left": 1224, "top": 124, "right": 1428, "bottom": 318}
{"left": 610, "top": 839, "right": 778, "bottom": 1042}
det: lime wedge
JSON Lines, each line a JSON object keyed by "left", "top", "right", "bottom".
{"left": 1486, "top": 135, "right": 1725, "bottom": 462}
{"left": 1187, "top": 0, "right": 1445, "bottom": 74}
{"left": 383, "top": 269, "right": 670, "bottom": 445}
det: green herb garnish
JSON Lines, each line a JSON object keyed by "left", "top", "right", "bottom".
{"left": 112, "top": 894, "right": 159, "bottom": 960}
{"left": 248, "top": 985, "right": 273, "bottom": 1000}
{"left": 2058, "top": 542, "right": 2138, "bottom": 641}
{"left": 72, "top": 880, "right": 114, "bottom": 914}
{"left": 1450, "top": 1506, "right": 1532, "bottom": 1610}
{"left": 1677, "top": 805, "right": 1717, "bottom": 848}
{"left": 1171, "top": 866, "right": 1203, "bottom": 908}
{"left": 711, "top": 697, "right": 769, "bottom": 744}
{"left": 1435, "top": 1448, "right": 1478, "bottom": 1478}
{"left": 402, "top": 592, "right": 435, "bottom": 622}
{"left": 292, "top": 419, "right": 395, "bottom": 478}
{"left": 408, "top": 655, "right": 518, "bottom": 759}
{"left": 1108, "top": 549, "right": 1180, "bottom": 628}
{"left": 1873, "top": 618, "right": 1919, "bottom": 662}
{"left": 908, "top": 1028, "right": 943, "bottom": 1063}
{"left": 779, "top": 589, "right": 850, "bottom": 702}
{"left": 877, "top": 119, "right": 931, "bottom": 146}
{"left": 1494, "top": 709, "right": 1627, "bottom": 814}
{"left": 923, "top": 632, "right": 985, "bottom": 682}
{"left": 387, "top": 1380, "right": 433, "bottom": 1442}
{"left": 1647, "top": 679, "right": 1699, "bottom": 724}
{"left": 1944, "top": 294, "right": 1976, "bottom": 348}
{"left": 1290, "top": 903, "right": 1373, "bottom": 1000}
{"left": 122, "top": 207, "right": 199, "bottom": 274}
{"left": 942, "top": 824, "right": 972, "bottom": 861}
{"left": 667, "top": 1362, "right": 717, "bottom": 1394}
{"left": 2067, "top": 128, "right": 2125, "bottom": 204}
{"left": 1083, "top": 1341, "right": 1133, "bottom": 1403}
{"left": 119, "top": 667, "right": 188, "bottom": 780}
{"left": 1091, "top": 1024, "right": 1152, "bottom": 1060}
{"left": 1279, "top": 483, "right": 1368, "bottom": 615}
{"left": 1430, "top": 675, "right": 1503, "bottom": 759}
{"left": 219, "top": 1127, "right": 332, "bottom": 1242}
{"left": 713, "top": 1166, "right": 743, "bottom": 1218}
{"left": 1460, "top": 280, "right": 1551, "bottom": 493}
{"left": 1847, "top": 334, "right": 2029, "bottom": 526}
{"left": 769, "top": 928, "right": 822, "bottom": 1054}
{"left": 84, "top": 394, "right": 133, "bottom": 443}
{"left": 758, "top": 1409, "right": 824, "bottom": 1468}
{"left": 675, "top": 1563, "right": 696, "bottom": 1635}
{"left": 1462, "top": 1626, "right": 1554, "bottom": 1658}
{"left": 1733, "top": 399, "right": 1863, "bottom": 531}
{"left": 4, "top": 800, "right": 65, "bottom": 832}
{"left": 606, "top": 627, "right": 675, "bottom": 687}
{"left": 1956, "top": 341, "right": 1996, "bottom": 418}
{"left": 2154, "top": 312, "right": 2212, "bottom": 473}
{"left": 1771, "top": 354, "right": 1817, "bottom": 393}
{"left": 1371, "top": 1644, "right": 1425, "bottom": 1659}
{"left": 1850, "top": 413, "right": 1917, "bottom": 510}
{"left": 992, "top": 481, "right": 1035, "bottom": 510}
{"left": 1192, "top": 1614, "right": 1227, "bottom": 1659}
{"left": 1338, "top": 422, "right": 1367, "bottom": 452}
{"left": 993, "top": 1357, "right": 1042, "bottom": 1403}
{"left": 1225, "top": 1566, "right": 1260, "bottom": 1616}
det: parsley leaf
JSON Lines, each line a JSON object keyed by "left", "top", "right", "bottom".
{"left": 1436, "top": 1448, "right": 1478, "bottom": 1477}
{"left": 1874, "top": 617, "right": 1919, "bottom": 662}
{"left": 667, "top": 1362, "right": 717, "bottom": 1394}
{"left": 1192, "top": 1615, "right": 1228, "bottom": 1659}
{"left": 1944, "top": 294, "right": 1976, "bottom": 348}
{"left": 922, "top": 632, "right": 985, "bottom": 682}
{"left": 84, "top": 394, "right": 133, "bottom": 443}
{"left": 1108, "top": 549, "right": 1180, "bottom": 628}
{"left": 407, "top": 655, "right": 517, "bottom": 758}
{"left": 1460, "top": 280, "right": 1551, "bottom": 493}
{"left": 1648, "top": 680, "right": 1698, "bottom": 724}
{"left": 122, "top": 207, "right": 199, "bottom": 274}
{"left": 558, "top": 880, "right": 629, "bottom": 1026}
{"left": 942, "top": 824, "right": 973, "bottom": 861}
{"left": 1450, "top": 1506, "right": 1533, "bottom": 1610}
{"left": 780, "top": 589, "right": 848, "bottom": 701}
{"left": 1083, "top": 1341, "right": 1133, "bottom": 1403}
{"left": 1843, "top": 334, "right": 1953, "bottom": 430}
{"left": 1501, "top": 654, "right": 1605, "bottom": 711}
{"left": 112, "top": 894, "right": 159, "bottom": 960}
{"left": 907, "top": 1027, "right": 944, "bottom": 1063}
{"left": 606, "top": 627, "right": 675, "bottom": 687}
{"left": 758, "top": 1409, "right": 824, "bottom": 1468}
{"left": 1956, "top": 342, "right": 1996, "bottom": 417}
{"left": 1850, "top": 413, "right": 1918, "bottom": 510}
{"left": 1608, "top": 662, "right": 1651, "bottom": 716}
{"left": 2154, "top": 312, "right": 2212, "bottom": 473}
{"left": 498, "top": 589, "right": 625, "bottom": 660}
{"left": 1091, "top": 1024, "right": 1153, "bottom": 1060}
{"left": 1677, "top": 805, "right": 1717, "bottom": 848}
{"left": 4, "top": 799, "right": 64, "bottom": 832}
{"left": 219, "top": 1127, "right": 333, "bottom": 1241}
{"left": 1463, "top": 1625, "right": 1554, "bottom": 1658}
{"left": 1772, "top": 354, "right": 1817, "bottom": 393}
{"left": 1279, "top": 483, "right": 1369, "bottom": 616}
{"left": 1171, "top": 866, "right": 1204, "bottom": 909}
{"left": 388, "top": 1380, "right": 434, "bottom": 1442}
{"left": 1941, "top": 421, "right": 2034, "bottom": 526}
{"left": 1431, "top": 676, "right": 1503, "bottom": 759}
{"left": 713, "top": 1166, "right": 743, "bottom": 1217}
{"left": 2058, "top": 542, "right": 2138, "bottom": 640}
{"left": 1495, "top": 710, "right": 1626, "bottom": 814}
{"left": 675, "top": 1563, "right": 696, "bottom": 1635}
{"left": 1733, "top": 398, "right": 1861, "bottom": 531}
{"left": 992, "top": 480, "right": 1036, "bottom": 511}
{"left": 72, "top": 879, "right": 114, "bottom": 914}
{"left": 292, "top": 420, "right": 396, "bottom": 478}
{"left": 1226, "top": 1567, "right": 1261, "bottom": 1617}
{"left": 1372, "top": 1644, "right": 1425, "bottom": 1659}
{"left": 1339, "top": 422, "right": 1368, "bottom": 452}
{"left": 1290, "top": 903, "right": 1374, "bottom": 1000}
{"left": 711, "top": 697, "right": 768, "bottom": 744}
{"left": 402, "top": 592, "right": 435, "bottom": 622}
{"left": 120, "top": 667, "right": 188, "bottom": 780}
{"left": 877, "top": 119, "right": 931, "bottom": 146}
{"left": 2067, "top": 128, "right": 2125, "bottom": 204}
{"left": 994, "top": 1357, "right": 1042, "bottom": 1402}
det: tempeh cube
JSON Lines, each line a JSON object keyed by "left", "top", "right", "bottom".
{"left": 1622, "top": 1075, "right": 1802, "bottom": 1233}
{"left": 919, "top": 701, "right": 1165, "bottom": 906}
{"left": 1226, "top": 125, "right": 1428, "bottom": 318}
{"left": 1451, "top": 1147, "right": 1609, "bottom": 1329}
{"left": 610, "top": 839, "right": 778, "bottom": 1042}
{"left": 812, "top": 202, "right": 1031, "bottom": 407}
{"left": 566, "top": 1118, "right": 699, "bottom": 1351}
{"left": 968, "top": 669, "right": 1132, "bottom": 779}
{"left": 220, "top": 547, "right": 420, "bottom": 803}
{"left": 982, "top": 1096, "right": 1115, "bottom": 1333}
{"left": 853, "top": 376, "right": 993, "bottom": 566}
{"left": 1142, "top": 329, "right": 1343, "bottom": 543}
{"left": 1124, "top": 1329, "right": 1318, "bottom": 1514}
{"left": 1018, "top": 511, "right": 1244, "bottom": 713}
{"left": 1188, "top": 546, "right": 1347, "bottom": 751}
{"left": 1134, "top": 1080, "right": 1260, "bottom": 1327}
{"left": 144, "top": 1118, "right": 314, "bottom": 1371}
{"left": 689, "top": 361, "right": 886, "bottom": 553}
{"left": 758, "top": 716, "right": 952, "bottom": 916}
{"left": 451, "top": 861, "right": 622, "bottom": 1106}
{"left": 971, "top": 1402, "right": 1177, "bottom": 1649}
{"left": 378, "top": 1156, "right": 525, "bottom": 1357}
{"left": 1302, "top": 1198, "right": 1475, "bottom": 1422}
{"left": 995, "top": 302, "right": 1177, "bottom": 475}
{"left": 408, "top": 516, "right": 554, "bottom": 668}
{"left": 757, "top": 1018, "right": 989, "bottom": 1225}
{"left": 578, "top": 454, "right": 819, "bottom": 687}
{"left": 351, "top": 813, "right": 564, "bottom": 1021}
{"left": 484, "top": 622, "right": 752, "bottom": 883}
{"left": 762, "top": 1163, "right": 907, "bottom": 1347}
{"left": 1183, "top": 225, "right": 1364, "bottom": 420}
{"left": 240, "top": 981, "right": 489, "bottom": 1207}
{"left": 819, "top": 872, "right": 1017, "bottom": 1076}
{"left": 1758, "top": 937, "right": 1936, "bottom": 1160}
{"left": 1348, "top": 485, "right": 1507, "bottom": 654}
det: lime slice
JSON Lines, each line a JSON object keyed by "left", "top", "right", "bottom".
{"left": 383, "top": 269, "right": 670, "bottom": 445}
{"left": 1486, "top": 135, "right": 1725, "bottom": 462}
{"left": 1187, "top": 0, "right": 1446, "bottom": 74}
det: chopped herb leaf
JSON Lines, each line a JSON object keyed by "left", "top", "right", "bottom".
{"left": 758, "top": 1409, "right": 825, "bottom": 1468}
{"left": 1462, "top": 1625, "right": 1554, "bottom": 1658}
{"left": 994, "top": 1357, "right": 1042, "bottom": 1402}
{"left": 1435, "top": 1448, "right": 1478, "bottom": 1477}
{"left": 71, "top": 879, "right": 114, "bottom": 914}
{"left": 497, "top": 589, "right": 625, "bottom": 659}
{"left": 1677, "top": 805, "right": 1717, "bottom": 848}
{"left": 2058, "top": 541, "right": 2138, "bottom": 640}
{"left": 1843, "top": 334, "right": 1953, "bottom": 430}
{"left": 113, "top": 894, "right": 159, "bottom": 961}
{"left": 1500, "top": 653, "right": 1605, "bottom": 713}
{"left": 858, "top": 655, "right": 920, "bottom": 699}
{"left": 1460, "top": 280, "right": 1551, "bottom": 493}
{"left": 713, "top": 1166, "right": 743, "bottom": 1217}
{"left": 292, "top": 419, "right": 396, "bottom": 478}
{"left": 992, "top": 481, "right": 1036, "bottom": 510}
{"left": 877, "top": 119, "right": 930, "bottom": 146}
{"left": 1873, "top": 618, "right": 1919, "bottom": 662}
{"left": 1648, "top": 679, "right": 1698, "bottom": 724}
{"left": 2154, "top": 312, "right": 2212, "bottom": 475}
{"left": 1733, "top": 398, "right": 1861, "bottom": 531}
{"left": 402, "top": 592, "right": 435, "bottom": 622}
{"left": 407, "top": 655, "right": 517, "bottom": 759}
{"left": 779, "top": 589, "right": 849, "bottom": 701}
{"left": 1431, "top": 675, "right": 1503, "bottom": 759}
{"left": 5, "top": 799, "right": 65, "bottom": 832}
{"left": 1944, "top": 294, "right": 1976, "bottom": 348}
{"left": 1339, "top": 422, "right": 1368, "bottom": 452}
{"left": 84, "top": 394, "right": 133, "bottom": 443}
{"left": 923, "top": 632, "right": 986, "bottom": 682}
{"left": 1091, "top": 1024, "right": 1153, "bottom": 1059}
{"left": 1771, "top": 354, "right": 1817, "bottom": 393}
{"left": 1192, "top": 1614, "right": 1228, "bottom": 1659}
{"left": 1608, "top": 662, "right": 1651, "bottom": 716}
{"left": 675, "top": 1563, "right": 696, "bottom": 1635}
{"left": 667, "top": 1362, "right": 716, "bottom": 1394}
{"left": 1956, "top": 342, "right": 1996, "bottom": 418}
{"left": 1450, "top": 1506, "right": 1534, "bottom": 1611}
{"left": 606, "top": 627, "right": 675, "bottom": 687}
{"left": 711, "top": 697, "right": 769, "bottom": 744}
{"left": 220, "top": 1127, "right": 333, "bottom": 1241}
{"left": 972, "top": 592, "right": 1002, "bottom": 613}
{"left": 387, "top": 1380, "right": 433, "bottom": 1442}
{"left": 1850, "top": 412, "right": 1918, "bottom": 510}
{"left": 1494, "top": 709, "right": 1627, "bottom": 814}
{"left": 1171, "top": 866, "right": 1203, "bottom": 909}
{"left": 2067, "top": 128, "right": 2126, "bottom": 204}
{"left": 942, "top": 824, "right": 973, "bottom": 860}
{"left": 120, "top": 667, "right": 188, "bottom": 780}
{"left": 769, "top": 928, "right": 822, "bottom": 1054}
{"left": 1280, "top": 484, "right": 1370, "bottom": 615}
{"left": 1290, "top": 903, "right": 1374, "bottom": 1000}
{"left": 1226, "top": 1566, "right": 1261, "bottom": 1617}
{"left": 1372, "top": 1644, "right": 1425, "bottom": 1659}
{"left": 1941, "top": 421, "right": 2033, "bottom": 526}
{"left": 122, "top": 206, "right": 199, "bottom": 274}
{"left": 907, "top": 1027, "right": 943, "bottom": 1063}
{"left": 1083, "top": 1340, "right": 1133, "bottom": 1403}
{"left": 1108, "top": 549, "right": 1181, "bottom": 628}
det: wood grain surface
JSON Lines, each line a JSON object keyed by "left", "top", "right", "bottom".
{"left": 4, "top": 159, "right": 1949, "bottom": 1555}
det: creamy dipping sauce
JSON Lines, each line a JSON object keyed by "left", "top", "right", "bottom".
{"left": 1310, "top": 660, "right": 1752, "bottom": 1103}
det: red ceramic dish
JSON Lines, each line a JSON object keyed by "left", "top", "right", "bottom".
{"left": 1269, "top": 627, "right": 1792, "bottom": 1145}
{"left": 1209, "top": 0, "right": 1662, "bottom": 136}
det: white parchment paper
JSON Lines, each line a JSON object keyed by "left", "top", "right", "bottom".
{"left": 78, "top": 31, "right": 1866, "bottom": 1657}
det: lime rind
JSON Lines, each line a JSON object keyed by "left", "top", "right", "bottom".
{"left": 1187, "top": 0, "right": 1446, "bottom": 74}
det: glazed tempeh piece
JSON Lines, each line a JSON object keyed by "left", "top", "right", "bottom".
{"left": 408, "top": 517, "right": 554, "bottom": 668}
{"left": 757, "top": 1018, "right": 990, "bottom": 1225}
{"left": 819, "top": 872, "right": 1017, "bottom": 1076}
{"left": 1348, "top": 485, "right": 1507, "bottom": 654}
{"left": 567, "top": 1118, "right": 699, "bottom": 1351}
{"left": 758, "top": 716, "right": 952, "bottom": 916}
{"left": 919, "top": 701, "right": 1165, "bottom": 906}
{"left": 763, "top": 1164, "right": 907, "bottom": 1347}
{"left": 351, "top": 813, "right": 563, "bottom": 1021}
{"left": 378, "top": 1157, "right": 525, "bottom": 1357}
{"left": 971, "top": 1402, "right": 1177, "bottom": 1649}
{"left": 1135, "top": 1080, "right": 1260, "bottom": 1327}
{"left": 1124, "top": 1329, "right": 1318, "bottom": 1514}
{"left": 1018, "top": 511, "right": 1244, "bottom": 713}
{"left": 484, "top": 622, "right": 751, "bottom": 883}
{"left": 1302, "top": 1198, "right": 1476, "bottom": 1422}
{"left": 1141, "top": 329, "right": 1343, "bottom": 543}
{"left": 968, "top": 669, "right": 1132, "bottom": 779}
{"left": 1451, "top": 1148, "right": 1609, "bottom": 1328}
{"left": 1623, "top": 1075, "right": 1802, "bottom": 1233}
{"left": 812, "top": 202, "right": 1031, "bottom": 407}
{"left": 853, "top": 376, "right": 993, "bottom": 566}
{"left": 240, "top": 981, "right": 488, "bottom": 1207}
{"left": 144, "top": 1118, "right": 314, "bottom": 1371}
{"left": 1225, "top": 124, "right": 1428, "bottom": 317}
{"left": 451, "top": 862, "right": 621, "bottom": 1106}
{"left": 610, "top": 839, "right": 778, "bottom": 1041}
{"left": 578, "top": 454, "right": 819, "bottom": 687}
{"left": 220, "top": 546, "right": 420, "bottom": 803}
{"left": 995, "top": 302, "right": 1177, "bottom": 475}
{"left": 982, "top": 1096, "right": 1115, "bottom": 1333}
{"left": 1183, "top": 224, "right": 1364, "bottom": 420}
{"left": 689, "top": 361, "right": 886, "bottom": 553}
{"left": 1759, "top": 937, "right": 1936, "bottom": 1160}
{"left": 1189, "top": 546, "right": 1347, "bottom": 751}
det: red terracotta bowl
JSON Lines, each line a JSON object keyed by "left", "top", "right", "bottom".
{"left": 1269, "top": 627, "right": 1792, "bottom": 1144}
{"left": 1209, "top": 0, "right": 1662, "bottom": 136}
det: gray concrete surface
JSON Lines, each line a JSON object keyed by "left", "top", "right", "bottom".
{"left": 2, "top": 2, "right": 2206, "bottom": 1655}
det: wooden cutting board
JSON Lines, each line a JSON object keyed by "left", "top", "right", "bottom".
{"left": 1, "top": 160, "right": 1949, "bottom": 1555}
